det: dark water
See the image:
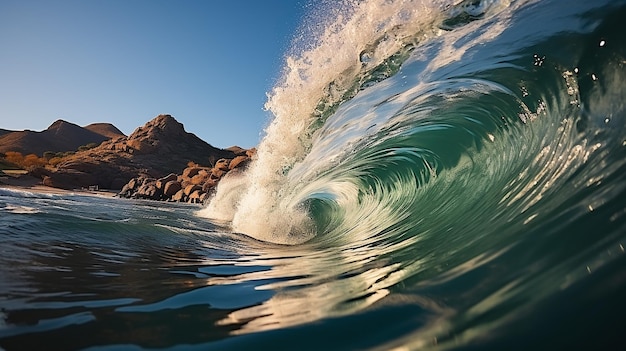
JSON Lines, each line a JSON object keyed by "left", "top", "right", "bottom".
{"left": 2, "top": 0, "right": 626, "bottom": 350}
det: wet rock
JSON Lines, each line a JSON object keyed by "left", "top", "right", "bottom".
{"left": 214, "top": 158, "right": 230, "bottom": 171}
{"left": 156, "top": 173, "right": 178, "bottom": 189}
{"left": 171, "top": 189, "right": 186, "bottom": 202}
{"left": 183, "top": 184, "right": 202, "bottom": 197}
{"left": 188, "top": 190, "right": 203, "bottom": 204}
{"left": 229, "top": 155, "right": 250, "bottom": 170}
{"left": 163, "top": 180, "right": 182, "bottom": 198}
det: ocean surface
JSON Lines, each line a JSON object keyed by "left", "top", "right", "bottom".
{"left": 2, "top": 0, "right": 626, "bottom": 349}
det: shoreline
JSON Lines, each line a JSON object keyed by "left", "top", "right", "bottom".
{"left": 0, "top": 173, "right": 118, "bottom": 198}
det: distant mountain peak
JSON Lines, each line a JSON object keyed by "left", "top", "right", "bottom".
{"left": 37, "top": 114, "right": 239, "bottom": 190}
{"left": 148, "top": 114, "right": 183, "bottom": 129}
{"left": 84, "top": 123, "right": 126, "bottom": 139}
{"left": 48, "top": 119, "right": 76, "bottom": 129}
{"left": 129, "top": 114, "right": 186, "bottom": 141}
{"left": 0, "top": 119, "right": 112, "bottom": 156}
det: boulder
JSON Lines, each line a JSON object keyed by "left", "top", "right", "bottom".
{"left": 134, "top": 181, "right": 161, "bottom": 200}
{"left": 127, "top": 177, "right": 140, "bottom": 190}
{"left": 182, "top": 167, "right": 202, "bottom": 179}
{"left": 119, "top": 183, "right": 133, "bottom": 198}
{"left": 214, "top": 158, "right": 230, "bottom": 171}
{"left": 211, "top": 168, "right": 226, "bottom": 180}
{"left": 188, "top": 190, "right": 204, "bottom": 204}
{"left": 118, "top": 176, "right": 144, "bottom": 197}
{"left": 202, "top": 179, "right": 218, "bottom": 192}
{"left": 163, "top": 180, "right": 182, "bottom": 198}
{"left": 183, "top": 184, "right": 202, "bottom": 196}
{"left": 171, "top": 189, "right": 186, "bottom": 202}
{"left": 229, "top": 155, "right": 250, "bottom": 170}
{"left": 141, "top": 177, "right": 156, "bottom": 186}
{"left": 156, "top": 173, "right": 178, "bottom": 189}
{"left": 226, "top": 146, "right": 248, "bottom": 156}
{"left": 190, "top": 170, "right": 211, "bottom": 185}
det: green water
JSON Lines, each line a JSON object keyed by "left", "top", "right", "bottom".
{"left": 2, "top": 0, "right": 626, "bottom": 350}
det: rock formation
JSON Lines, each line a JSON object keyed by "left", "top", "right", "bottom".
{"left": 35, "top": 114, "right": 245, "bottom": 191}
{"left": 117, "top": 147, "right": 254, "bottom": 204}
{"left": 83, "top": 123, "right": 125, "bottom": 139}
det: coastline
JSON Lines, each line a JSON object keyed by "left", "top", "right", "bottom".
{"left": 0, "top": 173, "right": 118, "bottom": 198}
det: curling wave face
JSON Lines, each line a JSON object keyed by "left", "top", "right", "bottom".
{"left": 196, "top": 0, "right": 626, "bottom": 344}
{"left": 2, "top": 1, "right": 626, "bottom": 349}
{"left": 202, "top": 0, "right": 626, "bottom": 247}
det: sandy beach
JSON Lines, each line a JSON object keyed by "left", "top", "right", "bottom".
{"left": 0, "top": 171, "right": 118, "bottom": 198}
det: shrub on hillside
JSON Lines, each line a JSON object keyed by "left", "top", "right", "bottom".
{"left": 77, "top": 142, "right": 100, "bottom": 152}
{"left": 3, "top": 151, "right": 50, "bottom": 170}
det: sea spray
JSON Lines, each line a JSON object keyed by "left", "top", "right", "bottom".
{"left": 201, "top": 0, "right": 472, "bottom": 243}
{"left": 3, "top": 0, "right": 626, "bottom": 349}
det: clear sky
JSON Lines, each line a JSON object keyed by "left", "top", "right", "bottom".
{"left": 0, "top": 0, "right": 308, "bottom": 148}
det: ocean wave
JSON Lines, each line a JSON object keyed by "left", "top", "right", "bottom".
{"left": 197, "top": 0, "right": 626, "bottom": 342}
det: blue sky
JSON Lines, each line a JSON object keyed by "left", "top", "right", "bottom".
{"left": 0, "top": 1, "right": 308, "bottom": 148}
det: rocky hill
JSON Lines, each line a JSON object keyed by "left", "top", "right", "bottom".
{"left": 0, "top": 120, "right": 125, "bottom": 156}
{"left": 35, "top": 114, "right": 246, "bottom": 190}
{"left": 84, "top": 123, "right": 125, "bottom": 139}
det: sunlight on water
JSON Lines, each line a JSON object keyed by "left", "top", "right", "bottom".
{"left": 3, "top": 0, "right": 626, "bottom": 350}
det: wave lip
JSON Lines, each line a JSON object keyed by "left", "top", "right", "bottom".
{"left": 199, "top": 3, "right": 626, "bottom": 346}
{"left": 202, "top": 0, "right": 520, "bottom": 243}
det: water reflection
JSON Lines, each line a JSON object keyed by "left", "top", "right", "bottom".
{"left": 0, "top": 192, "right": 248, "bottom": 350}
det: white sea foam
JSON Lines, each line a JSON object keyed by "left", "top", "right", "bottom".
{"left": 199, "top": 0, "right": 517, "bottom": 244}
{"left": 198, "top": 0, "right": 454, "bottom": 244}
{"left": 2, "top": 204, "right": 41, "bottom": 214}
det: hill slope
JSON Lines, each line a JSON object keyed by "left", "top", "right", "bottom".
{"left": 37, "top": 114, "right": 237, "bottom": 189}
{"left": 84, "top": 123, "right": 126, "bottom": 139}
{"left": 0, "top": 120, "right": 112, "bottom": 156}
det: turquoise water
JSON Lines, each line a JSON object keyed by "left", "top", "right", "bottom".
{"left": 2, "top": 0, "right": 626, "bottom": 349}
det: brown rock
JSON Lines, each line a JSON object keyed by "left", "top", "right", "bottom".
{"left": 171, "top": 189, "right": 186, "bottom": 202}
{"left": 156, "top": 173, "right": 178, "bottom": 189}
{"left": 182, "top": 167, "right": 202, "bottom": 180}
{"left": 214, "top": 158, "right": 230, "bottom": 171}
{"left": 229, "top": 155, "right": 250, "bottom": 170}
{"left": 140, "top": 177, "right": 156, "bottom": 186}
{"left": 119, "top": 183, "right": 133, "bottom": 198}
{"left": 134, "top": 181, "right": 161, "bottom": 200}
{"left": 211, "top": 168, "right": 226, "bottom": 179}
{"left": 127, "top": 139, "right": 156, "bottom": 153}
{"left": 34, "top": 114, "right": 239, "bottom": 191}
{"left": 226, "top": 146, "right": 248, "bottom": 156}
{"left": 190, "top": 173, "right": 208, "bottom": 185}
{"left": 183, "top": 184, "right": 202, "bottom": 196}
{"left": 180, "top": 180, "right": 191, "bottom": 189}
{"left": 163, "top": 180, "right": 182, "bottom": 197}
{"left": 126, "top": 177, "right": 139, "bottom": 190}
{"left": 188, "top": 190, "right": 203, "bottom": 203}
{"left": 202, "top": 179, "right": 217, "bottom": 192}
